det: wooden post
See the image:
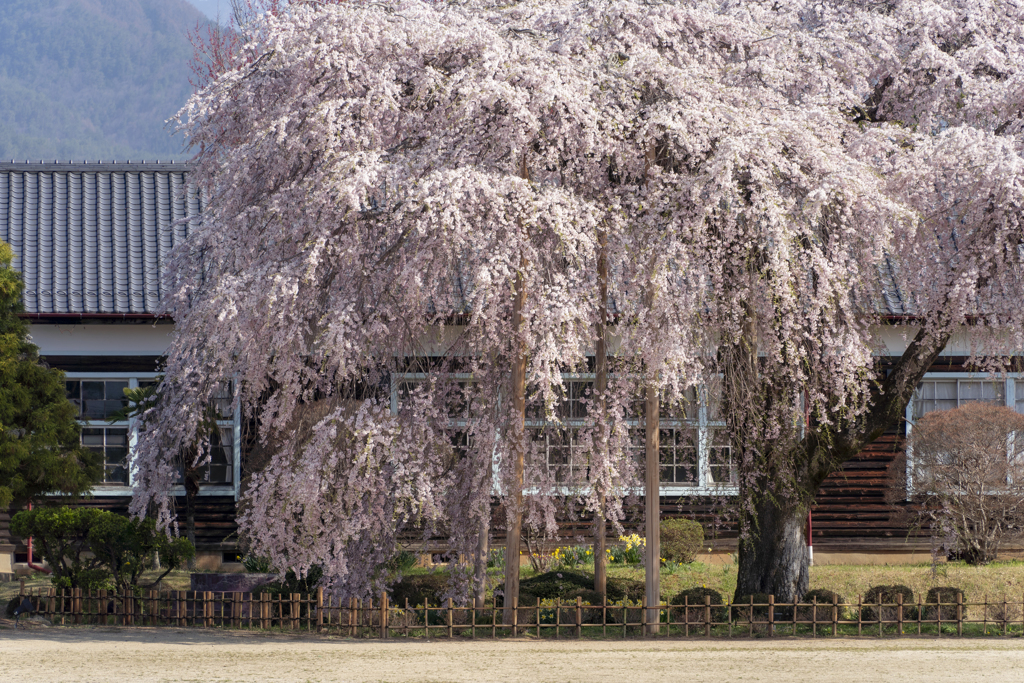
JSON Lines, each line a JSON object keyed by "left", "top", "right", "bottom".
{"left": 594, "top": 228, "right": 609, "bottom": 600}
{"left": 645, "top": 384, "right": 661, "bottom": 635}
{"left": 576, "top": 596, "right": 582, "bottom": 639}
{"left": 447, "top": 597, "right": 453, "bottom": 639}
{"left": 707, "top": 595, "right": 713, "bottom": 637}
{"left": 292, "top": 593, "right": 300, "bottom": 630}
{"left": 382, "top": 591, "right": 389, "bottom": 639}
{"left": 511, "top": 595, "right": 518, "bottom": 636}
{"left": 317, "top": 588, "right": 324, "bottom": 631}
{"left": 897, "top": 592, "right": 903, "bottom": 636}
{"left": 832, "top": 595, "right": 838, "bottom": 637}
{"left": 502, "top": 241, "right": 529, "bottom": 628}
{"left": 957, "top": 591, "right": 963, "bottom": 636}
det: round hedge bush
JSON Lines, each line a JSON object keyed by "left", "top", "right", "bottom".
{"left": 389, "top": 573, "right": 448, "bottom": 607}
{"left": 798, "top": 589, "right": 846, "bottom": 623}
{"left": 670, "top": 587, "right": 728, "bottom": 623}
{"left": 660, "top": 519, "right": 704, "bottom": 564}
{"left": 861, "top": 584, "right": 916, "bottom": 622}
{"left": 924, "top": 586, "right": 965, "bottom": 621}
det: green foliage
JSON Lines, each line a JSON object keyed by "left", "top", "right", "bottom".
{"left": 0, "top": 242, "right": 100, "bottom": 507}
{"left": 242, "top": 555, "right": 273, "bottom": 573}
{"left": 387, "top": 550, "right": 417, "bottom": 573}
{"left": 261, "top": 565, "right": 325, "bottom": 596}
{"left": 660, "top": 519, "right": 704, "bottom": 564}
{"left": 486, "top": 547, "right": 505, "bottom": 570}
{"left": 798, "top": 589, "right": 846, "bottom": 622}
{"left": 87, "top": 513, "right": 195, "bottom": 594}
{"left": 925, "top": 586, "right": 965, "bottom": 621}
{"left": 861, "top": 584, "right": 916, "bottom": 621}
{"left": 389, "top": 573, "right": 449, "bottom": 607}
{"left": 515, "top": 570, "right": 643, "bottom": 605}
{"left": 609, "top": 534, "right": 645, "bottom": 565}
{"left": 670, "top": 586, "right": 728, "bottom": 622}
{"left": 10, "top": 506, "right": 109, "bottom": 590}
{"left": 0, "top": 0, "right": 208, "bottom": 161}
{"left": 550, "top": 544, "right": 591, "bottom": 570}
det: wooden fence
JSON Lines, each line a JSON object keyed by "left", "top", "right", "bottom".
{"left": 16, "top": 586, "right": 1024, "bottom": 637}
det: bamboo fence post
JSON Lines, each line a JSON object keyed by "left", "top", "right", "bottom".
{"left": 1004, "top": 597, "right": 1009, "bottom": 637}
{"left": 832, "top": 596, "right": 838, "bottom": 637}
{"left": 748, "top": 595, "right": 754, "bottom": 637}
{"left": 382, "top": 591, "right": 389, "bottom": 640}
{"left": 291, "top": 593, "right": 299, "bottom": 630}
{"left": 555, "top": 597, "right": 561, "bottom": 639}
{"left": 447, "top": 597, "right": 453, "bottom": 639}
{"left": 602, "top": 595, "right": 606, "bottom": 638}
{"left": 512, "top": 596, "right": 518, "bottom": 637}
{"left": 768, "top": 595, "right": 775, "bottom": 638}
{"left": 878, "top": 593, "right": 883, "bottom": 637}
{"left": 812, "top": 596, "right": 817, "bottom": 637}
{"left": 347, "top": 597, "right": 354, "bottom": 638}
{"left": 75, "top": 587, "right": 82, "bottom": 625}
{"left": 492, "top": 595, "right": 497, "bottom": 639}
{"left": 640, "top": 595, "right": 647, "bottom": 637}
{"left": 575, "top": 596, "right": 582, "bottom": 639}
{"left": 684, "top": 595, "right": 689, "bottom": 638}
{"left": 706, "top": 595, "right": 712, "bottom": 638}
{"left": 921, "top": 593, "right": 929, "bottom": 638}
{"left": 316, "top": 588, "right": 323, "bottom": 631}
{"left": 857, "top": 594, "right": 862, "bottom": 636}
{"left": 984, "top": 594, "right": 989, "bottom": 635}
{"left": 897, "top": 593, "right": 903, "bottom": 636}
{"left": 405, "top": 597, "right": 411, "bottom": 638}
{"left": 368, "top": 597, "right": 373, "bottom": 634}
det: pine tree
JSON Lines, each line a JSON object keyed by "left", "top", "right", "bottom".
{"left": 0, "top": 240, "right": 99, "bottom": 507}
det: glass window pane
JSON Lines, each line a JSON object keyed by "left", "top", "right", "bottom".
{"left": 1016, "top": 380, "right": 1024, "bottom": 414}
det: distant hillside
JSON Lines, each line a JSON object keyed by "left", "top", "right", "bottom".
{"left": 0, "top": 0, "right": 211, "bottom": 162}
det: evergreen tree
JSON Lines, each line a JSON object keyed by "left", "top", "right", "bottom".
{"left": 0, "top": 241, "right": 99, "bottom": 507}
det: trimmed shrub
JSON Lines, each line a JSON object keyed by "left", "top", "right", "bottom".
{"left": 798, "top": 589, "right": 846, "bottom": 623}
{"left": 924, "top": 587, "right": 965, "bottom": 621}
{"left": 670, "top": 587, "right": 728, "bottom": 623}
{"left": 516, "top": 571, "right": 643, "bottom": 604}
{"left": 389, "top": 573, "right": 448, "bottom": 607}
{"left": 660, "top": 519, "right": 704, "bottom": 564}
{"left": 861, "top": 585, "right": 916, "bottom": 622}
{"left": 607, "top": 576, "right": 645, "bottom": 602}
{"left": 733, "top": 593, "right": 769, "bottom": 622}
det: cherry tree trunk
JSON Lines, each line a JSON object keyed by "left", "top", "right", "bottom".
{"left": 644, "top": 383, "right": 660, "bottom": 633}
{"left": 593, "top": 230, "right": 609, "bottom": 598}
{"left": 474, "top": 500, "right": 489, "bottom": 610}
{"left": 503, "top": 266, "right": 527, "bottom": 626}
{"left": 734, "top": 495, "right": 809, "bottom": 604}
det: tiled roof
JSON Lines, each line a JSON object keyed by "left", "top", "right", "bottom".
{"left": 0, "top": 161, "right": 200, "bottom": 315}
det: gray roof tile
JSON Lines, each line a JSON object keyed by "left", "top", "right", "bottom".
{"left": 0, "top": 162, "right": 200, "bottom": 315}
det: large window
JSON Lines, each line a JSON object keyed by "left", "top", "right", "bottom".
{"left": 913, "top": 379, "right": 1006, "bottom": 419}
{"left": 907, "top": 374, "right": 1024, "bottom": 494}
{"left": 66, "top": 374, "right": 240, "bottom": 496}
{"left": 391, "top": 373, "right": 737, "bottom": 495}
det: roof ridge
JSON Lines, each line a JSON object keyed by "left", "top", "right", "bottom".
{"left": 0, "top": 161, "right": 191, "bottom": 173}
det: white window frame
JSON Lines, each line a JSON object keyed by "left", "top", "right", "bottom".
{"left": 391, "top": 372, "right": 738, "bottom": 497}
{"left": 67, "top": 372, "right": 241, "bottom": 499}
{"left": 905, "top": 373, "right": 1021, "bottom": 495}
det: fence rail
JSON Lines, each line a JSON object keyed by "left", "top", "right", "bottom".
{"left": 15, "top": 586, "right": 1024, "bottom": 638}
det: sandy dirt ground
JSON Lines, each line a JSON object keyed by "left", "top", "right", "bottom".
{"left": 2, "top": 626, "right": 1024, "bottom": 683}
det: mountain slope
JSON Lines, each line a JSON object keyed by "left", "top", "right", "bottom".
{"left": 0, "top": 0, "right": 210, "bottom": 161}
